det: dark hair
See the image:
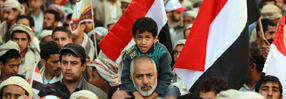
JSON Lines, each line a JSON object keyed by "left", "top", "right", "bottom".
{"left": 59, "top": 50, "right": 86, "bottom": 65}
{"left": 256, "top": 18, "right": 276, "bottom": 37}
{"left": 0, "top": 49, "right": 21, "bottom": 65}
{"left": 44, "top": 9, "right": 60, "bottom": 22}
{"left": 11, "top": 30, "right": 31, "bottom": 40}
{"left": 255, "top": 75, "right": 283, "bottom": 95}
{"left": 16, "top": 15, "right": 35, "bottom": 28}
{"left": 18, "top": 0, "right": 29, "bottom": 6}
{"left": 198, "top": 76, "right": 229, "bottom": 95}
{"left": 263, "top": 0, "right": 276, "bottom": 4}
{"left": 40, "top": 41, "right": 61, "bottom": 61}
{"left": 132, "top": 17, "right": 158, "bottom": 38}
{"left": 66, "top": 13, "right": 72, "bottom": 20}
{"left": 249, "top": 47, "right": 265, "bottom": 72}
{"left": 52, "top": 26, "right": 72, "bottom": 38}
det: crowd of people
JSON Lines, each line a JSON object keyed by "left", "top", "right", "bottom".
{"left": 0, "top": 0, "right": 285, "bottom": 98}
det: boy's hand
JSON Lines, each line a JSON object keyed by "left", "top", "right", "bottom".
{"left": 112, "top": 88, "right": 132, "bottom": 99}
{"left": 132, "top": 91, "right": 144, "bottom": 99}
{"left": 261, "top": 39, "right": 270, "bottom": 59}
{"left": 144, "top": 92, "right": 159, "bottom": 99}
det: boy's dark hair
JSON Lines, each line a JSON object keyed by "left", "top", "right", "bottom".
{"left": 40, "top": 41, "right": 61, "bottom": 61}
{"left": 249, "top": 47, "right": 265, "bottom": 72}
{"left": 0, "top": 49, "right": 21, "bottom": 65}
{"left": 255, "top": 75, "right": 283, "bottom": 95}
{"left": 198, "top": 76, "right": 229, "bottom": 95}
{"left": 16, "top": 15, "right": 35, "bottom": 27}
{"left": 66, "top": 13, "right": 72, "bottom": 20}
{"left": 52, "top": 26, "right": 72, "bottom": 38}
{"left": 11, "top": 30, "right": 31, "bottom": 40}
{"left": 44, "top": 9, "right": 60, "bottom": 22}
{"left": 18, "top": 0, "right": 29, "bottom": 6}
{"left": 59, "top": 50, "right": 86, "bottom": 65}
{"left": 256, "top": 18, "right": 276, "bottom": 38}
{"left": 132, "top": 17, "right": 158, "bottom": 38}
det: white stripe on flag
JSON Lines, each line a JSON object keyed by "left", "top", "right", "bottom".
{"left": 145, "top": 0, "right": 168, "bottom": 35}
{"left": 263, "top": 44, "right": 286, "bottom": 99}
{"left": 174, "top": 0, "right": 248, "bottom": 90}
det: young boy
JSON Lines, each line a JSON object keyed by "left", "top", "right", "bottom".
{"left": 121, "top": 17, "right": 173, "bottom": 98}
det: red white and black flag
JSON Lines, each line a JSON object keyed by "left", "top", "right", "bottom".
{"left": 99, "top": 0, "right": 172, "bottom": 61}
{"left": 174, "top": 0, "right": 260, "bottom": 92}
{"left": 263, "top": 16, "right": 286, "bottom": 98}
{"left": 29, "top": 62, "right": 46, "bottom": 97}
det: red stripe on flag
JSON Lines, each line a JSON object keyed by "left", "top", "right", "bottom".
{"left": 99, "top": 0, "right": 155, "bottom": 61}
{"left": 174, "top": 0, "right": 228, "bottom": 71}
{"left": 272, "top": 16, "right": 286, "bottom": 57}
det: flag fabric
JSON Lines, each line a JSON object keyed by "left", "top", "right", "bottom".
{"left": 174, "top": 0, "right": 260, "bottom": 92}
{"left": 99, "top": 0, "right": 172, "bottom": 61}
{"left": 69, "top": 0, "right": 93, "bottom": 33}
{"left": 263, "top": 16, "right": 286, "bottom": 98}
{"left": 28, "top": 62, "right": 46, "bottom": 97}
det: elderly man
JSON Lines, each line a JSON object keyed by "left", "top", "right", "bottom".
{"left": 9, "top": 24, "right": 41, "bottom": 80}
{"left": 182, "top": 10, "right": 197, "bottom": 28}
{"left": 0, "top": 41, "right": 21, "bottom": 83}
{"left": 0, "top": 0, "right": 24, "bottom": 42}
{"left": 86, "top": 58, "right": 120, "bottom": 94}
{"left": 53, "top": 43, "right": 107, "bottom": 99}
{"left": 0, "top": 76, "right": 33, "bottom": 99}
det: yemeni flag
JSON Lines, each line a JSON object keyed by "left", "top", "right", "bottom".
{"left": 174, "top": 0, "right": 260, "bottom": 92}
{"left": 69, "top": 0, "right": 93, "bottom": 33}
{"left": 99, "top": 0, "right": 173, "bottom": 61}
{"left": 28, "top": 62, "right": 46, "bottom": 97}
{"left": 263, "top": 16, "right": 286, "bottom": 98}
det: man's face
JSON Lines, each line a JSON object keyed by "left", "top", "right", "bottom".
{"left": 184, "top": 29, "right": 190, "bottom": 39}
{"left": 84, "top": 21, "right": 94, "bottom": 33}
{"left": 0, "top": 58, "right": 21, "bottom": 79}
{"left": 61, "top": 54, "right": 85, "bottom": 83}
{"left": 107, "top": 24, "right": 115, "bottom": 31}
{"left": 183, "top": 16, "right": 195, "bottom": 27}
{"left": 44, "top": 13, "right": 56, "bottom": 29}
{"left": 173, "top": 45, "right": 184, "bottom": 62}
{"left": 3, "top": 9, "right": 19, "bottom": 23}
{"left": 52, "top": 31, "right": 72, "bottom": 48}
{"left": 29, "top": 0, "right": 43, "bottom": 12}
{"left": 265, "top": 25, "right": 277, "bottom": 39}
{"left": 258, "top": 82, "right": 282, "bottom": 99}
{"left": 2, "top": 85, "right": 26, "bottom": 99}
{"left": 20, "top": 3, "right": 30, "bottom": 15}
{"left": 121, "top": 2, "right": 129, "bottom": 14}
{"left": 11, "top": 33, "right": 31, "bottom": 53}
{"left": 199, "top": 91, "right": 216, "bottom": 99}
{"left": 276, "top": 0, "right": 284, "bottom": 9}
{"left": 131, "top": 60, "right": 157, "bottom": 96}
{"left": 87, "top": 67, "right": 106, "bottom": 89}
{"left": 265, "top": 1, "right": 275, "bottom": 5}
{"left": 171, "top": 11, "right": 182, "bottom": 22}
{"left": 50, "top": 0, "right": 62, "bottom": 5}
{"left": 45, "top": 54, "right": 61, "bottom": 77}
{"left": 133, "top": 31, "right": 157, "bottom": 53}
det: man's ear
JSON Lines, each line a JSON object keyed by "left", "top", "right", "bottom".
{"left": 154, "top": 36, "right": 158, "bottom": 42}
{"left": 249, "top": 63, "right": 256, "bottom": 71}
{"left": 82, "top": 62, "right": 87, "bottom": 72}
{"left": 54, "top": 21, "right": 59, "bottom": 28}
{"left": 280, "top": 95, "right": 283, "bottom": 99}
{"left": 41, "top": 59, "right": 46, "bottom": 66}
{"left": 0, "top": 62, "right": 4, "bottom": 69}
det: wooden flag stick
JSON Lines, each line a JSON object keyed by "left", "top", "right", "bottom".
{"left": 90, "top": 0, "right": 98, "bottom": 59}
{"left": 258, "top": 16, "right": 267, "bottom": 45}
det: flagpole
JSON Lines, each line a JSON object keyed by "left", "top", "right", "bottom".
{"left": 90, "top": 0, "right": 98, "bottom": 59}
{"left": 258, "top": 16, "right": 267, "bottom": 45}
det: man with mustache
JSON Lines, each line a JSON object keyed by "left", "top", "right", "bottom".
{"left": 40, "top": 41, "right": 62, "bottom": 84}
{"left": 53, "top": 43, "right": 107, "bottom": 99}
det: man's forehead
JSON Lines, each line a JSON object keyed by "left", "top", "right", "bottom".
{"left": 13, "top": 32, "right": 29, "bottom": 38}
{"left": 261, "top": 82, "right": 281, "bottom": 88}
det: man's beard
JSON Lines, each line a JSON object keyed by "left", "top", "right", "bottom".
{"left": 132, "top": 78, "right": 157, "bottom": 96}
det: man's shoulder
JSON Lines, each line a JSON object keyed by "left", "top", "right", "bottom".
{"left": 83, "top": 80, "right": 108, "bottom": 98}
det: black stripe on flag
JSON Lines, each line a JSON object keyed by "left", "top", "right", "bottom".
{"left": 158, "top": 22, "right": 173, "bottom": 53}
{"left": 32, "top": 80, "right": 46, "bottom": 97}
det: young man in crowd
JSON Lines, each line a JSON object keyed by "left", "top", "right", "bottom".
{"left": 9, "top": 24, "right": 41, "bottom": 80}
{"left": 52, "top": 26, "right": 73, "bottom": 48}
{"left": 121, "top": 17, "right": 173, "bottom": 99}
{"left": 40, "top": 41, "right": 62, "bottom": 84}
{"left": 198, "top": 77, "right": 229, "bottom": 99}
{"left": 0, "top": 41, "right": 21, "bottom": 83}
{"left": 255, "top": 75, "right": 283, "bottom": 99}
{"left": 43, "top": 9, "right": 60, "bottom": 30}
{"left": 53, "top": 43, "right": 107, "bottom": 98}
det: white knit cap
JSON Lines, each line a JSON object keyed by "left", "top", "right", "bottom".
{"left": 0, "top": 41, "right": 20, "bottom": 57}
{"left": 70, "top": 90, "right": 99, "bottom": 99}
{"left": 0, "top": 76, "right": 33, "bottom": 98}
